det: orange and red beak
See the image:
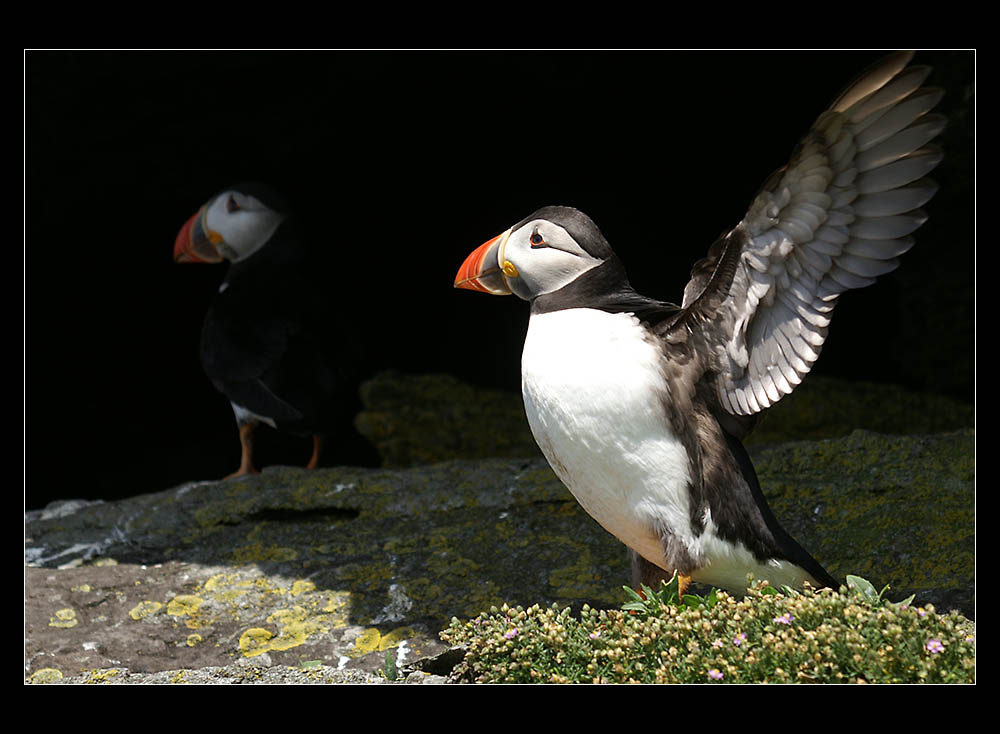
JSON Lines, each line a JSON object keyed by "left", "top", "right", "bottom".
{"left": 454, "top": 229, "right": 513, "bottom": 295}
{"left": 173, "top": 206, "right": 224, "bottom": 264}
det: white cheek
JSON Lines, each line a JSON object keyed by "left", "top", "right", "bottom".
{"left": 205, "top": 204, "right": 285, "bottom": 262}
{"left": 526, "top": 257, "right": 572, "bottom": 291}
{"left": 203, "top": 199, "right": 228, "bottom": 234}
{"left": 517, "top": 248, "right": 602, "bottom": 296}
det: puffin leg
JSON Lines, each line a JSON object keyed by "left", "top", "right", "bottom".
{"left": 630, "top": 549, "right": 693, "bottom": 597}
{"left": 677, "top": 574, "right": 693, "bottom": 597}
{"left": 306, "top": 435, "right": 325, "bottom": 470}
{"left": 226, "top": 422, "right": 259, "bottom": 479}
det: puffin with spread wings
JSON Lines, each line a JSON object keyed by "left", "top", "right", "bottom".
{"left": 454, "top": 52, "right": 945, "bottom": 595}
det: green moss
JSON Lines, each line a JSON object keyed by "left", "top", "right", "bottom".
{"left": 753, "top": 430, "right": 974, "bottom": 595}
{"left": 354, "top": 371, "right": 540, "bottom": 466}
{"left": 353, "top": 371, "right": 972, "bottom": 467}
{"left": 547, "top": 548, "right": 621, "bottom": 607}
{"left": 747, "top": 378, "right": 973, "bottom": 447}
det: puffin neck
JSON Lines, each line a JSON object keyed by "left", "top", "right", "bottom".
{"left": 530, "top": 257, "right": 679, "bottom": 326}
{"left": 229, "top": 218, "right": 304, "bottom": 269}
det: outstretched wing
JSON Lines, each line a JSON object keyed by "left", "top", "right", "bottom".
{"left": 679, "top": 51, "right": 945, "bottom": 417}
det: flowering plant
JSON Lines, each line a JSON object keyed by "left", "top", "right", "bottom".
{"left": 441, "top": 575, "right": 975, "bottom": 684}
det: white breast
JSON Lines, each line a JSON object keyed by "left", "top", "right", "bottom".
{"left": 520, "top": 308, "right": 693, "bottom": 571}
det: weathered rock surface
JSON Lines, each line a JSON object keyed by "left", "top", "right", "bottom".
{"left": 26, "top": 421, "right": 974, "bottom": 684}
{"left": 354, "top": 371, "right": 973, "bottom": 465}
{"left": 25, "top": 458, "right": 620, "bottom": 684}
{"left": 354, "top": 371, "right": 541, "bottom": 466}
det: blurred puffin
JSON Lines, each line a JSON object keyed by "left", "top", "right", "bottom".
{"left": 455, "top": 52, "right": 945, "bottom": 594}
{"left": 174, "top": 182, "right": 359, "bottom": 478}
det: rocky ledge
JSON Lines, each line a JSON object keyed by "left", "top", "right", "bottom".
{"left": 25, "top": 374, "right": 974, "bottom": 684}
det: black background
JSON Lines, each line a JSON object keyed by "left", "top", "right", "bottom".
{"left": 25, "top": 50, "right": 974, "bottom": 510}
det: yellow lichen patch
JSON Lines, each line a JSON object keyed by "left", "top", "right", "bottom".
{"left": 263, "top": 606, "right": 330, "bottom": 652}
{"left": 253, "top": 577, "right": 280, "bottom": 592}
{"left": 202, "top": 572, "right": 253, "bottom": 603}
{"left": 27, "top": 668, "right": 63, "bottom": 684}
{"left": 128, "top": 600, "right": 163, "bottom": 620}
{"left": 323, "top": 595, "right": 346, "bottom": 613}
{"left": 85, "top": 669, "right": 121, "bottom": 683}
{"left": 378, "top": 626, "right": 415, "bottom": 651}
{"left": 291, "top": 579, "right": 316, "bottom": 596}
{"left": 322, "top": 592, "right": 351, "bottom": 625}
{"left": 352, "top": 627, "right": 382, "bottom": 656}
{"left": 203, "top": 572, "right": 237, "bottom": 591}
{"left": 49, "top": 608, "right": 78, "bottom": 628}
{"left": 239, "top": 627, "right": 275, "bottom": 657}
{"left": 202, "top": 573, "right": 355, "bottom": 656}
{"left": 170, "top": 671, "right": 189, "bottom": 684}
{"left": 351, "top": 626, "right": 413, "bottom": 657}
{"left": 186, "top": 634, "right": 203, "bottom": 647}
{"left": 167, "top": 594, "right": 204, "bottom": 617}
{"left": 71, "top": 584, "right": 91, "bottom": 593}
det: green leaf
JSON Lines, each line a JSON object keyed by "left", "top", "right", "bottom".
{"left": 624, "top": 572, "right": 726, "bottom": 613}
{"left": 665, "top": 573, "right": 683, "bottom": 598}
{"left": 681, "top": 594, "right": 702, "bottom": 609}
{"left": 622, "top": 585, "right": 645, "bottom": 603}
{"left": 846, "top": 575, "right": 880, "bottom": 604}
{"left": 891, "top": 593, "right": 916, "bottom": 609}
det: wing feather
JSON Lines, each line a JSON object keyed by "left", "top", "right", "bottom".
{"left": 674, "top": 52, "right": 944, "bottom": 416}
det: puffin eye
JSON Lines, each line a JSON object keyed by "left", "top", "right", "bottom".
{"left": 226, "top": 195, "right": 241, "bottom": 213}
{"left": 529, "top": 229, "right": 546, "bottom": 248}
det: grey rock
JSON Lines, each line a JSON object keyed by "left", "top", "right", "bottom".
{"left": 27, "top": 662, "right": 391, "bottom": 685}
{"left": 25, "top": 417, "right": 974, "bottom": 683}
